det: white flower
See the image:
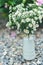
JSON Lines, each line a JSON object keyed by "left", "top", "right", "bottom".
{"left": 26, "top": 27, "right": 28, "bottom": 29}
{"left": 32, "top": 19, "right": 36, "bottom": 25}
{"left": 9, "top": 14, "right": 12, "bottom": 18}
{"left": 29, "top": 23, "right": 32, "bottom": 27}
{"left": 34, "top": 17, "right": 38, "bottom": 20}
{"left": 12, "top": 15, "right": 14, "bottom": 19}
{"left": 6, "top": 22, "right": 12, "bottom": 27}
{"left": 16, "top": 22, "right": 20, "bottom": 30}
{"left": 21, "top": 19, "right": 25, "bottom": 23}
{"left": 29, "top": 4, "right": 32, "bottom": 7}
{"left": 33, "top": 9, "right": 37, "bottom": 12}
{"left": 15, "top": 10, "right": 19, "bottom": 16}
{"left": 23, "top": 11, "right": 29, "bottom": 15}
{"left": 33, "top": 26, "right": 36, "bottom": 31}
{"left": 39, "top": 15, "right": 42, "bottom": 23}
{"left": 26, "top": 18, "right": 30, "bottom": 22}
{"left": 18, "top": 12, "right": 21, "bottom": 17}
{"left": 12, "top": 12, "right": 15, "bottom": 15}
{"left": 12, "top": 14, "right": 16, "bottom": 22}
{"left": 5, "top": 3, "right": 8, "bottom": 8}
{"left": 36, "top": 24, "right": 39, "bottom": 27}
{"left": 29, "top": 10, "right": 33, "bottom": 13}
{"left": 30, "top": 13, "right": 32, "bottom": 16}
{"left": 6, "top": 23, "right": 8, "bottom": 27}
{"left": 24, "top": 29, "right": 29, "bottom": 34}
{"left": 31, "top": 30, "right": 34, "bottom": 34}
{"left": 33, "top": 28, "right": 36, "bottom": 31}
{"left": 11, "top": 26, "right": 14, "bottom": 29}
{"left": 39, "top": 20, "right": 42, "bottom": 23}
{"left": 9, "top": 14, "right": 12, "bottom": 20}
{"left": 17, "top": 24, "right": 20, "bottom": 30}
{"left": 9, "top": 6, "right": 12, "bottom": 10}
{"left": 38, "top": 7, "right": 42, "bottom": 10}
{"left": 38, "top": 11, "right": 41, "bottom": 14}
{"left": 13, "top": 18, "right": 16, "bottom": 22}
{"left": 33, "top": 12, "right": 36, "bottom": 15}
{"left": 39, "top": 15, "right": 42, "bottom": 18}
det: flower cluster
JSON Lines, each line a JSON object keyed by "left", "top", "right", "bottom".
{"left": 6, "top": 3, "right": 43, "bottom": 34}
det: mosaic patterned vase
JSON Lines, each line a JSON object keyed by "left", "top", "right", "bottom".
{"left": 23, "top": 35, "right": 36, "bottom": 60}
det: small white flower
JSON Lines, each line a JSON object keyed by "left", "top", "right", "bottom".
{"left": 33, "top": 12, "right": 36, "bottom": 15}
{"left": 30, "top": 13, "right": 32, "bottom": 16}
{"left": 40, "top": 20, "right": 42, "bottom": 23}
{"left": 36, "top": 24, "right": 39, "bottom": 27}
{"left": 9, "top": 14, "right": 12, "bottom": 17}
{"left": 24, "top": 29, "right": 29, "bottom": 34}
{"left": 12, "top": 15, "right": 14, "bottom": 19}
{"left": 18, "top": 12, "right": 21, "bottom": 17}
{"left": 26, "top": 18, "right": 30, "bottom": 22}
{"left": 6, "top": 22, "right": 12, "bottom": 27}
{"left": 5, "top": 3, "right": 8, "bottom": 8}
{"left": 11, "top": 26, "right": 14, "bottom": 29}
{"left": 29, "top": 10, "right": 33, "bottom": 13}
{"left": 34, "top": 28, "right": 36, "bottom": 31}
{"left": 39, "top": 15, "right": 42, "bottom": 23}
{"left": 9, "top": 14, "right": 12, "bottom": 20}
{"left": 29, "top": 4, "right": 32, "bottom": 7}
{"left": 12, "top": 12, "right": 15, "bottom": 15}
{"left": 9, "top": 6, "right": 12, "bottom": 10}
{"left": 15, "top": 10, "right": 19, "bottom": 16}
{"left": 33, "top": 9, "right": 37, "bottom": 12}
{"left": 31, "top": 30, "right": 34, "bottom": 34}
{"left": 23, "top": 11, "right": 29, "bottom": 15}
{"left": 13, "top": 18, "right": 16, "bottom": 23}
{"left": 32, "top": 19, "right": 36, "bottom": 25}
{"left": 29, "top": 23, "right": 32, "bottom": 28}
{"left": 21, "top": 19, "right": 25, "bottom": 23}
{"left": 39, "top": 15, "right": 42, "bottom": 19}
{"left": 38, "top": 11, "right": 41, "bottom": 14}
{"left": 33, "top": 27, "right": 36, "bottom": 31}
{"left": 38, "top": 7, "right": 42, "bottom": 10}
{"left": 16, "top": 22, "right": 20, "bottom": 30}
{"left": 34, "top": 17, "right": 38, "bottom": 20}
{"left": 26, "top": 27, "right": 28, "bottom": 29}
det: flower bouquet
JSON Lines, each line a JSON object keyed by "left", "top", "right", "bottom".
{"left": 6, "top": 0, "right": 43, "bottom": 34}
{"left": 6, "top": 0, "right": 43, "bottom": 60}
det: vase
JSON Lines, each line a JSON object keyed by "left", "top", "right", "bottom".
{"left": 23, "top": 35, "right": 36, "bottom": 60}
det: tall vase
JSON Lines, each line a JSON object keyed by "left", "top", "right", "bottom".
{"left": 23, "top": 35, "right": 36, "bottom": 60}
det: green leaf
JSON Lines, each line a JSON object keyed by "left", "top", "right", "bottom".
{"left": 8, "top": 0, "right": 15, "bottom": 6}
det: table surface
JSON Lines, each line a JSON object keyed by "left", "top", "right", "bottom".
{"left": 0, "top": 28, "right": 43, "bottom": 65}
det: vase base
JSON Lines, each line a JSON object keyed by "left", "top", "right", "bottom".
{"left": 23, "top": 54, "right": 36, "bottom": 61}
